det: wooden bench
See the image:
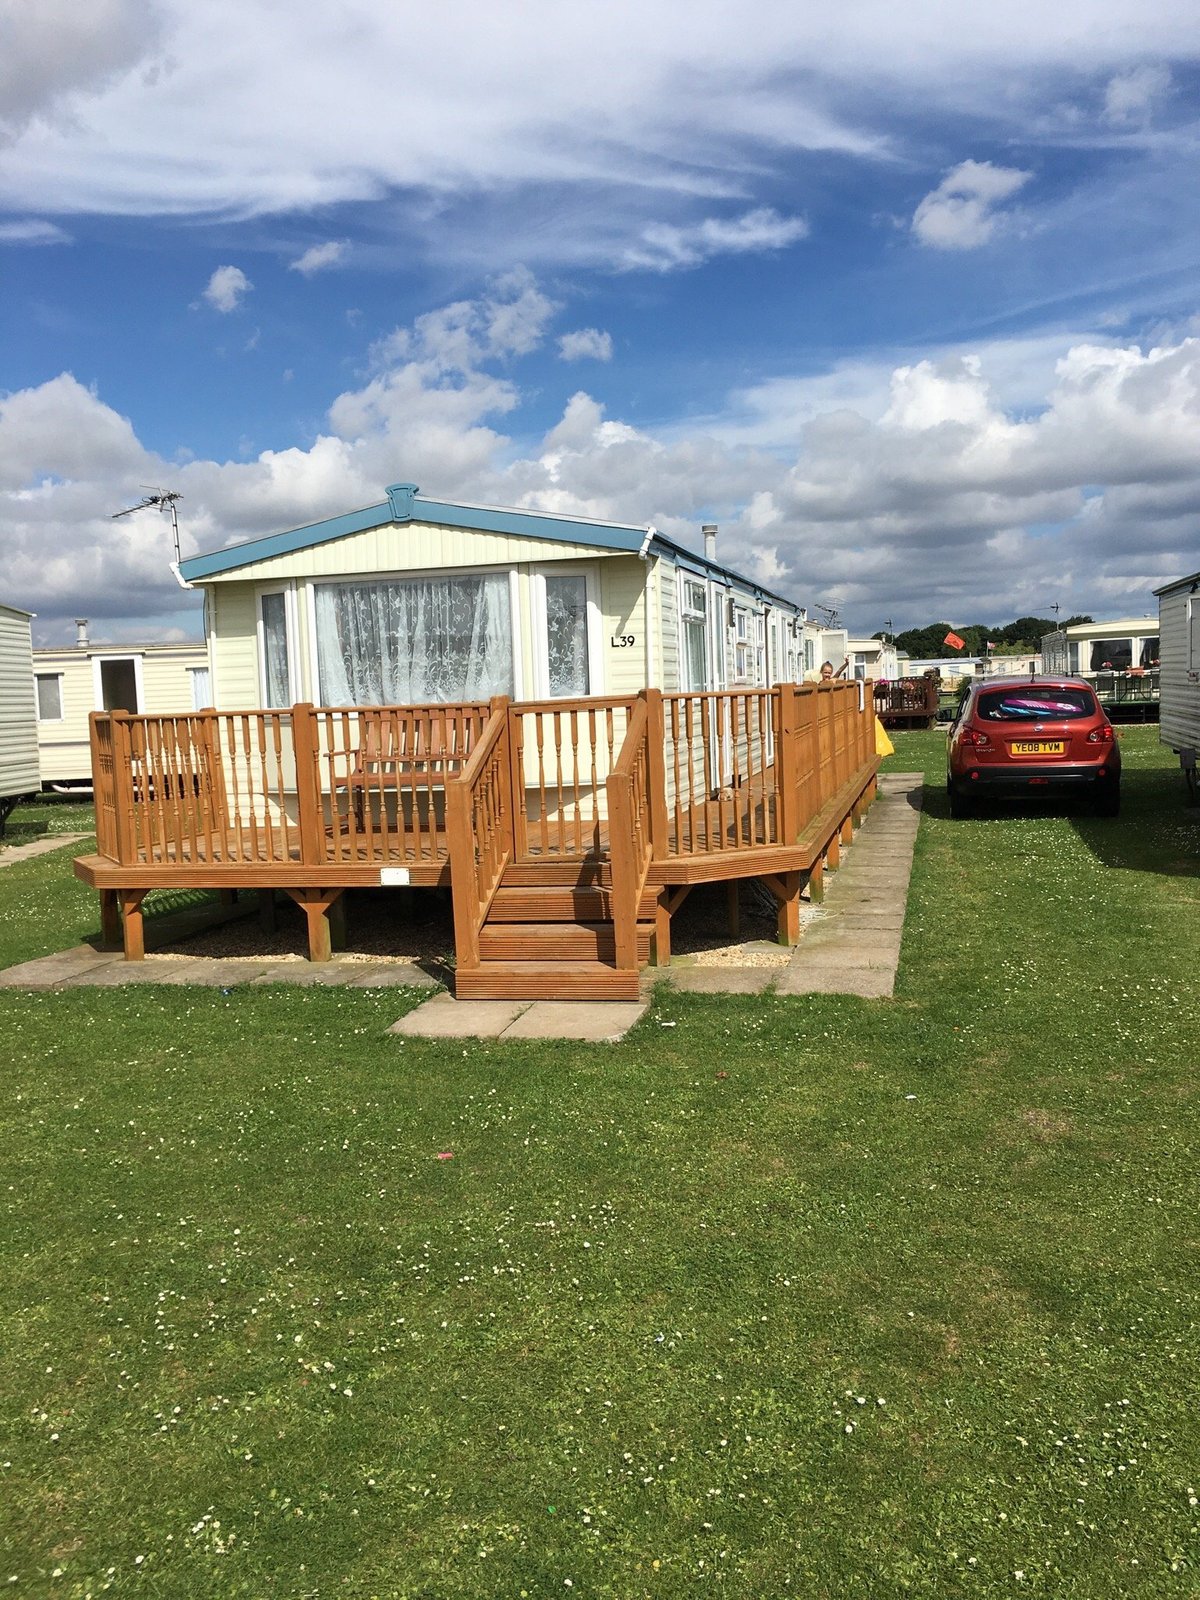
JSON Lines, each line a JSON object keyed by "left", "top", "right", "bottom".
{"left": 335, "top": 715, "right": 468, "bottom": 828}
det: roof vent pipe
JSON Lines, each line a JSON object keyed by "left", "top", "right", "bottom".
{"left": 702, "top": 523, "right": 718, "bottom": 563}
{"left": 74, "top": 618, "right": 89, "bottom": 648}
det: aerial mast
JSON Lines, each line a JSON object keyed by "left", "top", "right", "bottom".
{"left": 111, "top": 487, "right": 183, "bottom": 565}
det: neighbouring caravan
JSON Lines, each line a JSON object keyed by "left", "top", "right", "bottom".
{"left": 175, "top": 483, "right": 811, "bottom": 708}
{"left": 0, "top": 603, "right": 39, "bottom": 831}
{"left": 1154, "top": 570, "right": 1200, "bottom": 802}
{"left": 34, "top": 626, "right": 211, "bottom": 790}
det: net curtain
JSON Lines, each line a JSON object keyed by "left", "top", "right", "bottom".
{"left": 315, "top": 574, "right": 514, "bottom": 705}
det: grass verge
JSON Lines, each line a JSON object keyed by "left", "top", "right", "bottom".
{"left": 2, "top": 728, "right": 1198, "bottom": 1597}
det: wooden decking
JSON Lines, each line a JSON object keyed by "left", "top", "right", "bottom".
{"left": 76, "top": 684, "right": 879, "bottom": 997}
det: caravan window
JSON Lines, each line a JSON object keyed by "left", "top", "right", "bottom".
{"left": 314, "top": 574, "right": 514, "bottom": 705}
{"left": 36, "top": 673, "right": 63, "bottom": 721}
{"left": 259, "top": 592, "right": 294, "bottom": 708}
{"left": 680, "top": 578, "right": 708, "bottom": 691}
{"left": 543, "top": 572, "right": 590, "bottom": 697}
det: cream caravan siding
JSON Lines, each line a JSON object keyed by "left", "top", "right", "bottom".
{"left": 599, "top": 557, "right": 649, "bottom": 697}
{"left": 0, "top": 606, "right": 38, "bottom": 799}
{"left": 205, "top": 520, "right": 621, "bottom": 585}
{"left": 34, "top": 643, "right": 209, "bottom": 784}
{"left": 656, "top": 557, "right": 680, "bottom": 691}
{"left": 1158, "top": 583, "right": 1200, "bottom": 751}
{"left": 209, "top": 586, "right": 263, "bottom": 708}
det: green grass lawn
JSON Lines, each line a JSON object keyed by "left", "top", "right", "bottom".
{"left": 2, "top": 730, "right": 1199, "bottom": 1597}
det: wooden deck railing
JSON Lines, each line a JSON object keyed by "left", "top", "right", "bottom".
{"left": 87, "top": 684, "right": 877, "bottom": 881}
{"left": 508, "top": 696, "right": 638, "bottom": 857}
{"left": 606, "top": 698, "right": 653, "bottom": 971}
{"left": 445, "top": 700, "right": 515, "bottom": 971}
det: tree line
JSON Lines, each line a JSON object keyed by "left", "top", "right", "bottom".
{"left": 884, "top": 616, "right": 1094, "bottom": 659}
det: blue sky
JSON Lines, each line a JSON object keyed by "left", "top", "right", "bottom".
{"left": 2, "top": 1, "right": 1199, "bottom": 643}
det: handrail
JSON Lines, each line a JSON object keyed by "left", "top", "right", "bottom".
{"left": 444, "top": 699, "right": 514, "bottom": 972}
{"left": 606, "top": 696, "right": 652, "bottom": 972}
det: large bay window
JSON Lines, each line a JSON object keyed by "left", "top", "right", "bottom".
{"left": 314, "top": 573, "right": 514, "bottom": 705}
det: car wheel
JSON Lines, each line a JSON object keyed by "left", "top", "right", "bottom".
{"left": 1094, "top": 780, "right": 1120, "bottom": 818}
{"left": 948, "top": 780, "right": 974, "bottom": 819}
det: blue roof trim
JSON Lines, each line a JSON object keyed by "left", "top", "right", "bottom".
{"left": 179, "top": 501, "right": 392, "bottom": 581}
{"left": 412, "top": 498, "right": 644, "bottom": 551}
{"left": 178, "top": 491, "right": 646, "bottom": 580}
{"left": 648, "top": 534, "right": 805, "bottom": 618}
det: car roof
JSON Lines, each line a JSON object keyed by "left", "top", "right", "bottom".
{"left": 970, "top": 675, "right": 1091, "bottom": 693}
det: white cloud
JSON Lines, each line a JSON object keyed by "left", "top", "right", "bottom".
{"left": 1103, "top": 63, "right": 1172, "bottom": 124}
{"left": 621, "top": 208, "right": 808, "bottom": 272}
{"left": 558, "top": 328, "right": 613, "bottom": 362}
{"left": 0, "top": 0, "right": 164, "bottom": 141}
{"left": 289, "top": 239, "right": 348, "bottom": 275}
{"left": 201, "top": 264, "right": 252, "bottom": 313}
{"left": 0, "top": 219, "right": 72, "bottom": 245}
{"left": 912, "top": 160, "right": 1032, "bottom": 250}
{"left": 1, "top": 2, "right": 1197, "bottom": 270}
{"left": 5, "top": 280, "right": 1200, "bottom": 640}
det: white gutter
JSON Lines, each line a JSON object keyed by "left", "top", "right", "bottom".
{"left": 639, "top": 525, "right": 659, "bottom": 688}
{"left": 170, "top": 561, "right": 195, "bottom": 591}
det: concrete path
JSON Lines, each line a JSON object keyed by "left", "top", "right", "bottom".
{"left": 773, "top": 770, "right": 922, "bottom": 999}
{"left": 389, "top": 993, "right": 648, "bottom": 1043}
{"left": 0, "top": 772, "right": 923, "bottom": 1036}
{"left": 0, "top": 832, "right": 90, "bottom": 868}
{"left": 653, "top": 769, "right": 923, "bottom": 1001}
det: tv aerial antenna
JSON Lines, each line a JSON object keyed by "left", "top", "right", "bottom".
{"left": 814, "top": 599, "right": 843, "bottom": 629}
{"left": 1049, "top": 602, "right": 1061, "bottom": 618}
{"left": 112, "top": 487, "right": 183, "bottom": 565}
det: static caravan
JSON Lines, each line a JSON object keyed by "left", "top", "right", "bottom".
{"left": 0, "top": 603, "right": 39, "bottom": 830}
{"left": 176, "top": 483, "right": 810, "bottom": 710}
{"left": 34, "top": 626, "right": 211, "bottom": 790}
{"left": 845, "top": 636, "right": 899, "bottom": 682}
{"left": 1153, "top": 571, "right": 1200, "bottom": 802}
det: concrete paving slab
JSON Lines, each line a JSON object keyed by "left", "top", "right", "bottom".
{"left": 0, "top": 946, "right": 120, "bottom": 988}
{"left": 802, "top": 929, "right": 901, "bottom": 957}
{"left": 775, "top": 965, "right": 895, "bottom": 998}
{"left": 346, "top": 963, "right": 443, "bottom": 989}
{"left": 501, "top": 1000, "right": 647, "bottom": 1041}
{"left": 653, "top": 966, "right": 777, "bottom": 994}
{"left": 252, "top": 962, "right": 365, "bottom": 986}
{"left": 389, "top": 993, "right": 531, "bottom": 1038}
{"left": 0, "top": 833, "right": 90, "bottom": 869}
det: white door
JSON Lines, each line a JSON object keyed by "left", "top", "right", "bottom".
{"left": 532, "top": 567, "right": 600, "bottom": 699}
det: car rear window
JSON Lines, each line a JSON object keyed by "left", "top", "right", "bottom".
{"left": 976, "top": 687, "right": 1096, "bottom": 721}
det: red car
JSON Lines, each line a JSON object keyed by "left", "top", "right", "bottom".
{"left": 947, "top": 676, "right": 1120, "bottom": 818}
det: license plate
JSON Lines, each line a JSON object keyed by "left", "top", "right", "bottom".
{"left": 1011, "top": 740, "right": 1064, "bottom": 755}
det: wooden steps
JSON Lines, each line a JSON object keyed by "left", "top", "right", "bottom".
{"left": 455, "top": 962, "right": 641, "bottom": 1000}
{"left": 456, "top": 859, "right": 653, "bottom": 1000}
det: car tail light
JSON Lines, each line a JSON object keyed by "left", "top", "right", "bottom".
{"left": 959, "top": 728, "right": 990, "bottom": 748}
{"left": 1086, "top": 725, "right": 1114, "bottom": 744}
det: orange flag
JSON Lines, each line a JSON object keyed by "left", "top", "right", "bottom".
{"left": 944, "top": 630, "right": 966, "bottom": 650}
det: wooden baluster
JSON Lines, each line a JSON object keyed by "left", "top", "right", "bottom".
{"left": 645, "top": 689, "right": 668, "bottom": 861}
{"left": 587, "top": 706, "right": 600, "bottom": 854}
{"left": 668, "top": 697, "right": 684, "bottom": 856}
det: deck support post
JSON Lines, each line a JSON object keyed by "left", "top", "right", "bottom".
{"left": 283, "top": 888, "right": 344, "bottom": 962}
{"left": 840, "top": 813, "right": 854, "bottom": 847}
{"left": 219, "top": 888, "right": 239, "bottom": 907}
{"left": 807, "top": 859, "right": 825, "bottom": 904}
{"left": 725, "top": 882, "right": 741, "bottom": 938}
{"left": 258, "top": 888, "right": 278, "bottom": 932}
{"left": 99, "top": 889, "right": 122, "bottom": 949}
{"left": 119, "top": 890, "right": 147, "bottom": 960}
{"left": 826, "top": 832, "right": 841, "bottom": 871}
{"left": 760, "top": 871, "right": 802, "bottom": 946}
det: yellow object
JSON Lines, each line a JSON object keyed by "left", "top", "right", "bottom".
{"left": 874, "top": 716, "right": 894, "bottom": 757}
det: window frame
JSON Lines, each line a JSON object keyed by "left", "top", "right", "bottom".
{"left": 35, "top": 672, "right": 64, "bottom": 723}
{"left": 306, "top": 565, "right": 523, "bottom": 707}
{"left": 258, "top": 586, "right": 298, "bottom": 709}
{"left": 530, "top": 562, "right": 601, "bottom": 700}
